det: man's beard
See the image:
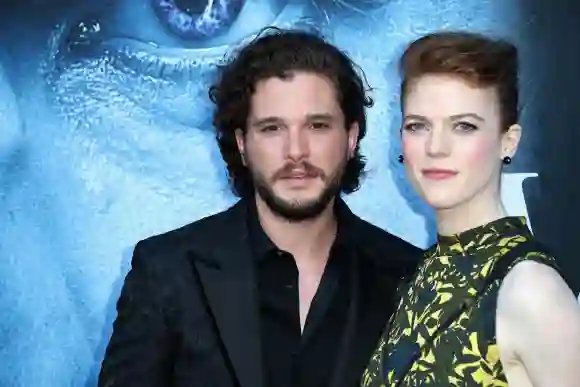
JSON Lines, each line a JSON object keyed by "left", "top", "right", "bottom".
{"left": 251, "top": 160, "right": 345, "bottom": 222}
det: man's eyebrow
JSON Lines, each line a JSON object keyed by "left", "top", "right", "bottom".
{"left": 250, "top": 116, "right": 282, "bottom": 127}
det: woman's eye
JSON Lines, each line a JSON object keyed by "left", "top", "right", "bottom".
{"left": 455, "top": 122, "right": 478, "bottom": 132}
{"left": 403, "top": 122, "right": 426, "bottom": 132}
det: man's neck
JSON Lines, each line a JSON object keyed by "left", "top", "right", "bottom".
{"left": 254, "top": 197, "right": 338, "bottom": 263}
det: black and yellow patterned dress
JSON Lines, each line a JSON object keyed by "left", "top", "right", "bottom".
{"left": 361, "top": 216, "right": 559, "bottom": 387}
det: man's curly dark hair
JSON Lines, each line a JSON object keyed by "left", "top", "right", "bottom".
{"left": 208, "top": 27, "right": 374, "bottom": 198}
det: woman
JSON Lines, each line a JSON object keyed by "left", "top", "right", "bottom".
{"left": 362, "top": 31, "right": 580, "bottom": 387}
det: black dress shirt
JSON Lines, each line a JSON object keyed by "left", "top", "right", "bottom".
{"left": 248, "top": 201, "right": 355, "bottom": 387}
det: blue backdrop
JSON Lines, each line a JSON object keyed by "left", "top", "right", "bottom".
{"left": 0, "top": 1, "right": 577, "bottom": 386}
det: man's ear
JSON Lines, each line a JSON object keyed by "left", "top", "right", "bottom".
{"left": 347, "top": 122, "right": 359, "bottom": 159}
{"left": 235, "top": 128, "right": 246, "bottom": 165}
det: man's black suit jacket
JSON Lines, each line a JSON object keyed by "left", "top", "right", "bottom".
{"left": 98, "top": 199, "right": 421, "bottom": 387}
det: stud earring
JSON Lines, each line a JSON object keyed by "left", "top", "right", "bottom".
{"left": 397, "top": 154, "right": 404, "bottom": 164}
{"left": 502, "top": 156, "right": 512, "bottom": 165}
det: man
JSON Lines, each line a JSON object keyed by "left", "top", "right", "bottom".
{"left": 98, "top": 27, "right": 421, "bottom": 387}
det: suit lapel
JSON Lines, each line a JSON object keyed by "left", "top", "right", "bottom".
{"left": 189, "top": 203, "right": 264, "bottom": 387}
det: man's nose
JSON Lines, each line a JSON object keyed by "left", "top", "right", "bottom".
{"left": 285, "top": 127, "right": 310, "bottom": 162}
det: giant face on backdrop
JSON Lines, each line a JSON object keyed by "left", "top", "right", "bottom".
{"left": 0, "top": 1, "right": 557, "bottom": 386}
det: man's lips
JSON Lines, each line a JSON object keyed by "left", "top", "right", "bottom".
{"left": 280, "top": 169, "right": 318, "bottom": 179}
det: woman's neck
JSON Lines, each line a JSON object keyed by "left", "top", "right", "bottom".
{"left": 436, "top": 195, "right": 507, "bottom": 237}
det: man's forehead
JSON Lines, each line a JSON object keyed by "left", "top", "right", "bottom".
{"left": 249, "top": 90, "right": 342, "bottom": 122}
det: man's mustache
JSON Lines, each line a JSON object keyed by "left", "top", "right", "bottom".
{"left": 273, "top": 162, "right": 325, "bottom": 180}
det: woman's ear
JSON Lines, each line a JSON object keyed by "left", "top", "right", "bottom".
{"left": 502, "top": 124, "right": 522, "bottom": 158}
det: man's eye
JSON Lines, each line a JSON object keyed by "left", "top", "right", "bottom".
{"left": 311, "top": 122, "right": 330, "bottom": 130}
{"left": 262, "top": 125, "right": 280, "bottom": 132}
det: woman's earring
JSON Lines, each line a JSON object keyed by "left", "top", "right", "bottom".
{"left": 502, "top": 156, "right": 512, "bottom": 165}
{"left": 398, "top": 154, "right": 404, "bottom": 164}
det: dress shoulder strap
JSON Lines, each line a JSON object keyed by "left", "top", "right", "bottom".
{"left": 484, "top": 239, "right": 559, "bottom": 288}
